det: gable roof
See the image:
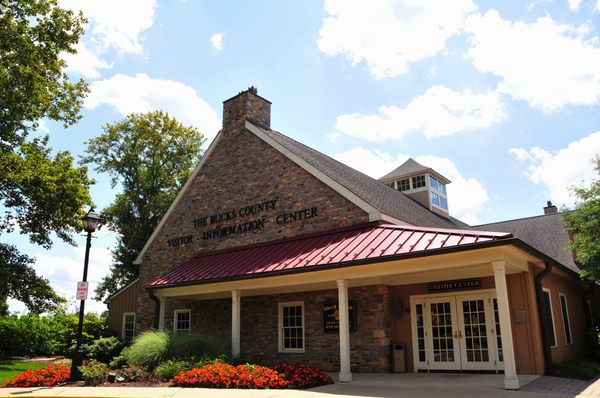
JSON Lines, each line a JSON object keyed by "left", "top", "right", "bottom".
{"left": 474, "top": 212, "right": 580, "bottom": 273}
{"left": 134, "top": 120, "right": 467, "bottom": 264}
{"left": 151, "top": 222, "right": 511, "bottom": 288}
{"left": 248, "top": 122, "right": 462, "bottom": 229}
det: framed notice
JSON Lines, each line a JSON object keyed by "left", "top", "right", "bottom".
{"left": 323, "top": 301, "right": 357, "bottom": 333}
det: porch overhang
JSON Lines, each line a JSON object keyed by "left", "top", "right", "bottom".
{"left": 152, "top": 243, "right": 538, "bottom": 300}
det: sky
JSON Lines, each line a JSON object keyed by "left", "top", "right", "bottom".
{"left": 6, "top": 0, "right": 600, "bottom": 314}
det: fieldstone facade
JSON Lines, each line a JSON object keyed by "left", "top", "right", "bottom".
{"left": 161, "top": 285, "right": 393, "bottom": 373}
{"left": 136, "top": 89, "right": 369, "bottom": 331}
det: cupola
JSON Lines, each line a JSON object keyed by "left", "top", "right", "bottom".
{"left": 379, "top": 158, "right": 451, "bottom": 217}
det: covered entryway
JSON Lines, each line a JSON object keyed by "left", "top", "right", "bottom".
{"left": 411, "top": 290, "right": 504, "bottom": 372}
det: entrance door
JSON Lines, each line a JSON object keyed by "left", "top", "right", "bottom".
{"left": 424, "top": 297, "right": 461, "bottom": 370}
{"left": 411, "top": 292, "right": 503, "bottom": 372}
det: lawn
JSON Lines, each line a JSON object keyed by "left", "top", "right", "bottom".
{"left": 0, "top": 361, "right": 52, "bottom": 385}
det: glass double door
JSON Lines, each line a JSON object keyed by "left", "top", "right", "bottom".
{"left": 412, "top": 292, "right": 503, "bottom": 371}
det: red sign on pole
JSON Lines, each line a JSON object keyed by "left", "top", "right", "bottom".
{"left": 76, "top": 281, "right": 88, "bottom": 301}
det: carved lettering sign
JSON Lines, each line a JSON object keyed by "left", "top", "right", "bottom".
{"left": 427, "top": 278, "right": 482, "bottom": 292}
{"left": 166, "top": 197, "right": 319, "bottom": 248}
{"left": 323, "top": 302, "right": 357, "bottom": 333}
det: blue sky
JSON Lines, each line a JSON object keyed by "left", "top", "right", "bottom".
{"left": 7, "top": 0, "right": 600, "bottom": 313}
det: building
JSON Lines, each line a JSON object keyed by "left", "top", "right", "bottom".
{"left": 106, "top": 87, "right": 599, "bottom": 389}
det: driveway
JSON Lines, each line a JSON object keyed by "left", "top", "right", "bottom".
{"left": 1, "top": 373, "right": 599, "bottom": 398}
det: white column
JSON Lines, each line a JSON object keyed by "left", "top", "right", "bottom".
{"left": 337, "top": 279, "right": 352, "bottom": 382}
{"left": 158, "top": 297, "right": 166, "bottom": 330}
{"left": 231, "top": 289, "right": 241, "bottom": 358}
{"left": 492, "top": 261, "right": 519, "bottom": 390}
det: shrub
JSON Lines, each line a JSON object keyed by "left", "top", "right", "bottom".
{"left": 3, "top": 363, "right": 70, "bottom": 387}
{"left": 109, "top": 346, "right": 130, "bottom": 369}
{"left": 171, "top": 362, "right": 287, "bottom": 389}
{"left": 168, "top": 333, "right": 221, "bottom": 360}
{"left": 0, "top": 312, "right": 110, "bottom": 359}
{"left": 548, "top": 359, "right": 600, "bottom": 381}
{"left": 273, "top": 363, "right": 333, "bottom": 388}
{"left": 79, "top": 360, "right": 108, "bottom": 386}
{"left": 85, "top": 337, "right": 127, "bottom": 363}
{"left": 124, "top": 330, "right": 169, "bottom": 369}
{"left": 115, "top": 365, "right": 151, "bottom": 382}
{"left": 154, "top": 360, "right": 194, "bottom": 381}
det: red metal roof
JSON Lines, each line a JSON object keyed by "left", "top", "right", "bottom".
{"left": 150, "top": 223, "right": 512, "bottom": 287}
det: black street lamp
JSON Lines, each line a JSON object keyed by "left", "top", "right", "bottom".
{"left": 69, "top": 207, "right": 100, "bottom": 381}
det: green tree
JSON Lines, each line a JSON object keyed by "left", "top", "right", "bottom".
{"left": 0, "top": 0, "right": 92, "bottom": 313}
{"left": 83, "top": 111, "right": 206, "bottom": 300}
{"left": 1, "top": 0, "right": 88, "bottom": 145}
{"left": 563, "top": 156, "right": 600, "bottom": 282}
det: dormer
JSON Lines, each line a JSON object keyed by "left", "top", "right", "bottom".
{"left": 379, "top": 158, "right": 451, "bottom": 218}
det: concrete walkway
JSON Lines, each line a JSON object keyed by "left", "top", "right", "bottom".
{"left": 1, "top": 373, "right": 599, "bottom": 398}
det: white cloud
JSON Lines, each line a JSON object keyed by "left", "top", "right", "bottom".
{"left": 59, "top": 0, "right": 157, "bottom": 78}
{"left": 63, "top": 43, "right": 112, "bottom": 79}
{"left": 334, "top": 147, "right": 489, "bottom": 224}
{"left": 9, "top": 246, "right": 113, "bottom": 315}
{"left": 596, "top": 0, "right": 600, "bottom": 12}
{"left": 86, "top": 73, "right": 221, "bottom": 140}
{"left": 334, "top": 85, "right": 505, "bottom": 141}
{"left": 210, "top": 33, "right": 224, "bottom": 51}
{"left": 509, "top": 132, "right": 600, "bottom": 206}
{"left": 568, "top": 0, "right": 581, "bottom": 11}
{"left": 317, "top": 0, "right": 477, "bottom": 79}
{"left": 465, "top": 10, "right": 600, "bottom": 113}
{"left": 334, "top": 146, "right": 410, "bottom": 179}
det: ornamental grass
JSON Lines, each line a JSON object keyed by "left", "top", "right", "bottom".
{"left": 3, "top": 363, "right": 70, "bottom": 388}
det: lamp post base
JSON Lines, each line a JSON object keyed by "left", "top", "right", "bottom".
{"left": 69, "top": 346, "right": 85, "bottom": 381}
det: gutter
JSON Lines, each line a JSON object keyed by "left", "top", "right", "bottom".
{"left": 534, "top": 262, "right": 553, "bottom": 373}
{"left": 147, "top": 288, "right": 161, "bottom": 329}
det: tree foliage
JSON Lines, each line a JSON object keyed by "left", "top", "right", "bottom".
{"left": 0, "top": 243, "right": 64, "bottom": 316}
{"left": 0, "top": 0, "right": 88, "bottom": 145}
{"left": 563, "top": 157, "right": 600, "bottom": 282}
{"left": 83, "top": 111, "right": 206, "bottom": 300}
{"left": 0, "top": 0, "right": 92, "bottom": 312}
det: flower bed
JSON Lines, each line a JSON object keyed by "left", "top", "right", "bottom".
{"left": 273, "top": 363, "right": 333, "bottom": 389}
{"left": 171, "top": 362, "right": 333, "bottom": 389}
{"left": 3, "top": 363, "right": 70, "bottom": 387}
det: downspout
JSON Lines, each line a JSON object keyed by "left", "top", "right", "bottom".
{"left": 534, "top": 262, "right": 553, "bottom": 373}
{"left": 582, "top": 283, "right": 594, "bottom": 331}
{"left": 148, "top": 288, "right": 161, "bottom": 329}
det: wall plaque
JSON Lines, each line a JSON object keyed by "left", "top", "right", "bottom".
{"left": 323, "top": 301, "right": 357, "bottom": 333}
{"left": 427, "top": 278, "right": 482, "bottom": 293}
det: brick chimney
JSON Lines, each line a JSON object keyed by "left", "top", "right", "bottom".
{"left": 543, "top": 200, "right": 557, "bottom": 215}
{"left": 222, "top": 86, "right": 271, "bottom": 133}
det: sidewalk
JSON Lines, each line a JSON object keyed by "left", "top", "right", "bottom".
{"left": 2, "top": 373, "right": 599, "bottom": 398}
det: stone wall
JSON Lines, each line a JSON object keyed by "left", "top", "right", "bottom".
{"left": 136, "top": 89, "right": 369, "bottom": 330}
{"left": 163, "top": 285, "right": 393, "bottom": 373}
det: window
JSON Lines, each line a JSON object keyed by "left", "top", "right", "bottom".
{"left": 429, "top": 175, "right": 438, "bottom": 191}
{"left": 397, "top": 178, "right": 411, "bottom": 192}
{"left": 122, "top": 313, "right": 135, "bottom": 341}
{"left": 431, "top": 191, "right": 440, "bottom": 206}
{"left": 174, "top": 309, "right": 191, "bottom": 334}
{"left": 278, "top": 302, "right": 304, "bottom": 352}
{"left": 559, "top": 294, "right": 573, "bottom": 345}
{"left": 542, "top": 289, "right": 557, "bottom": 347}
{"left": 412, "top": 175, "right": 425, "bottom": 189}
{"left": 440, "top": 196, "right": 448, "bottom": 211}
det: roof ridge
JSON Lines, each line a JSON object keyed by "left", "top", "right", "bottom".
{"left": 474, "top": 212, "right": 563, "bottom": 227}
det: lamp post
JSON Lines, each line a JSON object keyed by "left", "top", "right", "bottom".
{"left": 69, "top": 207, "right": 100, "bottom": 381}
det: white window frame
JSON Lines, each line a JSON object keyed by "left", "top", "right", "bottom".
{"left": 278, "top": 301, "right": 305, "bottom": 353}
{"left": 122, "top": 312, "right": 136, "bottom": 341}
{"left": 173, "top": 309, "right": 191, "bottom": 334}
{"left": 559, "top": 293, "right": 573, "bottom": 345}
{"left": 542, "top": 288, "right": 557, "bottom": 348}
